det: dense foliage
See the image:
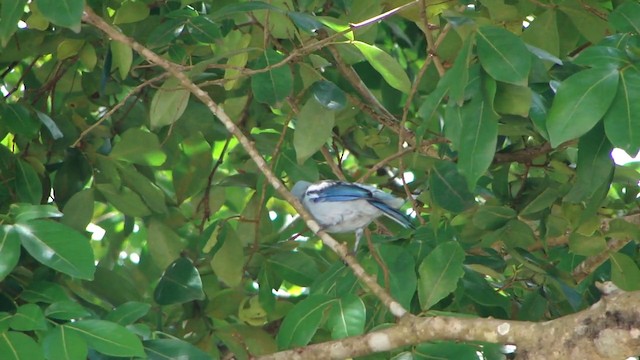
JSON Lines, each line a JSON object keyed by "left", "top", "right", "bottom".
{"left": 1, "top": 0, "right": 640, "bottom": 358}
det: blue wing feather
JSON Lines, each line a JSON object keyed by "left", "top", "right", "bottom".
{"left": 368, "top": 200, "right": 415, "bottom": 229}
{"left": 307, "top": 182, "right": 372, "bottom": 202}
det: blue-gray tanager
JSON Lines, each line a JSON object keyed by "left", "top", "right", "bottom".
{"left": 291, "top": 180, "right": 414, "bottom": 250}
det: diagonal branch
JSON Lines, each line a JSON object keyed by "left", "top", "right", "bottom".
{"left": 81, "top": 5, "right": 409, "bottom": 319}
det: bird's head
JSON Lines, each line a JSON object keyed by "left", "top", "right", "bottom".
{"left": 291, "top": 181, "right": 312, "bottom": 200}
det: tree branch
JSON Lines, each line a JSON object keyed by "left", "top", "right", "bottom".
{"left": 82, "top": 5, "right": 409, "bottom": 319}
{"left": 259, "top": 283, "right": 640, "bottom": 360}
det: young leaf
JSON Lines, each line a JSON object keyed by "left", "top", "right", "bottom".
{"left": 293, "top": 98, "right": 335, "bottom": 164}
{"left": 352, "top": 41, "right": 411, "bottom": 93}
{"left": 546, "top": 68, "right": 619, "bottom": 147}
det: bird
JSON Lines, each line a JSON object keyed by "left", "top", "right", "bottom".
{"left": 291, "top": 180, "right": 414, "bottom": 250}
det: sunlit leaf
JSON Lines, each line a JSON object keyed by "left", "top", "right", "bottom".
{"left": 13, "top": 221, "right": 95, "bottom": 280}
{"left": 546, "top": 68, "right": 618, "bottom": 147}
{"left": 352, "top": 41, "right": 411, "bottom": 93}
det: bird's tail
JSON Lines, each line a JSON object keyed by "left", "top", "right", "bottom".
{"left": 369, "top": 201, "right": 415, "bottom": 229}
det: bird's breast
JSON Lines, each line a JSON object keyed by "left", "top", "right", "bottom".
{"left": 303, "top": 199, "right": 381, "bottom": 233}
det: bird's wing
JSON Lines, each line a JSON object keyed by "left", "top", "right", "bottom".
{"left": 306, "top": 181, "right": 373, "bottom": 202}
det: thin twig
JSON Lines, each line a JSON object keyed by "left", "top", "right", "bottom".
{"left": 71, "top": 73, "right": 169, "bottom": 147}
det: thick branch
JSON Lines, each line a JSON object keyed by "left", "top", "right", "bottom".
{"left": 259, "top": 284, "right": 640, "bottom": 360}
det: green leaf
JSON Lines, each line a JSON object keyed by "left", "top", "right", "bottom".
{"left": 110, "top": 40, "right": 132, "bottom": 80}
{"left": 154, "top": 257, "right": 205, "bottom": 305}
{"left": 378, "top": 244, "right": 417, "bottom": 309}
{"left": 310, "top": 80, "right": 346, "bottom": 110}
{"left": 1, "top": 103, "right": 39, "bottom": 139}
{"left": 568, "top": 233, "right": 606, "bottom": 256}
{"left": 610, "top": 252, "right": 640, "bottom": 291}
{"left": 9, "top": 304, "right": 47, "bottom": 331}
{"left": 212, "top": 1, "right": 282, "bottom": 20}
{"left": 287, "top": 11, "right": 324, "bottom": 34}
{"left": 105, "top": 301, "right": 151, "bottom": 325}
{"left": 352, "top": 41, "right": 411, "bottom": 93}
{"left": 0, "top": 226, "right": 20, "bottom": 281}
{"left": 494, "top": 83, "right": 533, "bottom": 117}
{"left": 95, "top": 184, "right": 152, "bottom": 217}
{"left": 429, "top": 161, "right": 475, "bottom": 213}
{"left": 604, "top": 67, "right": 640, "bottom": 154}
{"left": 15, "top": 159, "right": 42, "bottom": 204}
{"left": 559, "top": 0, "right": 609, "bottom": 43}
{"left": 61, "top": 189, "right": 94, "bottom": 232}
{"left": 457, "top": 98, "right": 499, "bottom": 189}
{"left": 268, "top": 251, "right": 321, "bottom": 287}
{"left": 0, "top": 331, "right": 45, "bottom": 360}
{"left": 293, "top": 98, "right": 335, "bottom": 164}
{"left": 520, "top": 185, "right": 566, "bottom": 216}
{"left": 472, "top": 206, "right": 517, "bottom": 230}
{"left": 609, "top": 1, "right": 640, "bottom": 33}
{"left": 149, "top": 76, "right": 190, "bottom": 129}
{"left": 476, "top": 26, "right": 531, "bottom": 85}
{"left": 448, "top": 37, "right": 473, "bottom": 104}
{"left": 276, "top": 294, "right": 334, "bottom": 349}
{"left": 187, "top": 16, "right": 221, "bottom": 44}
{"left": 144, "top": 339, "right": 211, "bottom": 360}
{"left": 43, "top": 326, "right": 88, "bottom": 360}
{"left": 66, "top": 320, "right": 145, "bottom": 357}
{"left": 418, "top": 241, "right": 465, "bottom": 310}
{"left": 147, "top": 219, "right": 187, "bottom": 269}
{"left": 118, "top": 164, "right": 167, "bottom": 213}
{"left": 522, "top": 9, "right": 560, "bottom": 65}
{"left": 0, "top": 0, "right": 27, "bottom": 47}
{"left": 44, "top": 301, "right": 91, "bottom": 320}
{"left": 251, "top": 50, "right": 292, "bottom": 105}
{"left": 500, "top": 219, "right": 536, "bottom": 248}
{"left": 209, "top": 223, "right": 244, "bottom": 287}
{"left": 37, "top": 0, "right": 83, "bottom": 32}
{"left": 113, "top": 1, "right": 150, "bottom": 24}
{"left": 546, "top": 68, "right": 619, "bottom": 147}
{"left": 34, "top": 111, "right": 63, "bottom": 140}
{"left": 326, "top": 294, "right": 365, "bottom": 339}
{"left": 573, "top": 46, "right": 630, "bottom": 69}
{"left": 565, "top": 124, "right": 613, "bottom": 202}
{"left": 13, "top": 221, "right": 95, "bottom": 280}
